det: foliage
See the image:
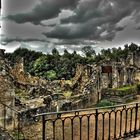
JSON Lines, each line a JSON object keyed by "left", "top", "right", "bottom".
{"left": 136, "top": 83, "right": 140, "bottom": 93}
{"left": 6, "top": 43, "right": 140, "bottom": 80}
{"left": 15, "top": 88, "right": 29, "bottom": 100}
{"left": 111, "top": 85, "right": 136, "bottom": 97}
{"left": 63, "top": 91, "right": 72, "bottom": 99}
{"left": 45, "top": 70, "right": 57, "bottom": 81}
{"left": 114, "top": 85, "right": 136, "bottom": 91}
{"left": 81, "top": 46, "right": 96, "bottom": 57}
{"left": 31, "top": 56, "right": 49, "bottom": 77}
{"left": 96, "top": 99, "right": 116, "bottom": 107}
{"left": 5, "top": 46, "right": 43, "bottom": 72}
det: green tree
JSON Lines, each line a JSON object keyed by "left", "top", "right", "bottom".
{"left": 5, "top": 46, "right": 43, "bottom": 72}
{"left": 52, "top": 48, "right": 59, "bottom": 56}
{"left": 31, "top": 56, "right": 49, "bottom": 77}
{"left": 81, "top": 46, "right": 96, "bottom": 57}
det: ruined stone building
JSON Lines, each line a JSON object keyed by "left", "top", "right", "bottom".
{"left": 71, "top": 51, "right": 140, "bottom": 97}
{"left": 0, "top": 48, "right": 140, "bottom": 113}
{"left": 100, "top": 51, "right": 140, "bottom": 89}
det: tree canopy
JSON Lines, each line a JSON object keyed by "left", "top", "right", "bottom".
{"left": 6, "top": 43, "right": 140, "bottom": 80}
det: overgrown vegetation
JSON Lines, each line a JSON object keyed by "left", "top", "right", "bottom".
{"left": 15, "top": 89, "right": 29, "bottom": 100}
{"left": 5, "top": 43, "right": 140, "bottom": 80}
{"left": 137, "top": 83, "right": 140, "bottom": 94}
{"left": 110, "top": 85, "right": 137, "bottom": 97}
{"left": 96, "top": 99, "right": 116, "bottom": 107}
{"left": 11, "top": 130, "right": 25, "bottom": 140}
{"left": 114, "top": 85, "right": 136, "bottom": 91}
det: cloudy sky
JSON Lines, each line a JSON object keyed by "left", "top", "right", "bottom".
{"left": 0, "top": 0, "right": 140, "bottom": 54}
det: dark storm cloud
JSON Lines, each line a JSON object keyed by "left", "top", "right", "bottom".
{"left": 136, "top": 26, "right": 140, "bottom": 30}
{"left": 2, "top": 0, "right": 38, "bottom": 15}
{"left": 43, "top": 23, "right": 94, "bottom": 39}
{"left": 3, "top": 0, "right": 140, "bottom": 45}
{"left": 43, "top": 20, "right": 125, "bottom": 41}
{"left": 6, "top": 0, "right": 78, "bottom": 25}
{"left": 55, "top": 39, "right": 98, "bottom": 45}
{"left": 43, "top": 0, "right": 140, "bottom": 40}
{"left": 0, "top": 36, "right": 49, "bottom": 45}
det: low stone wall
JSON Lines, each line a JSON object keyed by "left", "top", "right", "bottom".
{"left": 19, "top": 92, "right": 99, "bottom": 123}
{"left": 61, "top": 92, "right": 99, "bottom": 111}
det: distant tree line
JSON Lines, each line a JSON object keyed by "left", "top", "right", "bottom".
{"left": 5, "top": 43, "right": 140, "bottom": 80}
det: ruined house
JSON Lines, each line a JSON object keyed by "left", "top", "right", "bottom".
{"left": 100, "top": 52, "right": 140, "bottom": 89}
{"left": 0, "top": 49, "right": 53, "bottom": 117}
{"left": 71, "top": 51, "right": 140, "bottom": 105}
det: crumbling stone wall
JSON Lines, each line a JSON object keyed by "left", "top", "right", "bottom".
{"left": 0, "top": 50, "right": 53, "bottom": 118}
{"left": 134, "top": 52, "right": 140, "bottom": 68}
{"left": 71, "top": 64, "right": 98, "bottom": 94}
{"left": 134, "top": 70, "right": 140, "bottom": 82}
{"left": 10, "top": 58, "right": 48, "bottom": 87}
{"left": 71, "top": 64, "right": 100, "bottom": 106}
{"left": 0, "top": 53, "right": 15, "bottom": 125}
{"left": 0, "top": 53, "right": 15, "bottom": 105}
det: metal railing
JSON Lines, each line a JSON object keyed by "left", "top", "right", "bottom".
{"left": 35, "top": 102, "right": 140, "bottom": 140}
{"left": 1, "top": 101, "right": 140, "bottom": 140}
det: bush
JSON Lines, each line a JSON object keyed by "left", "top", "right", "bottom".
{"left": 112, "top": 85, "right": 136, "bottom": 97}
{"left": 45, "top": 70, "right": 57, "bottom": 80}
{"left": 96, "top": 99, "right": 116, "bottom": 107}
{"left": 137, "top": 84, "right": 140, "bottom": 94}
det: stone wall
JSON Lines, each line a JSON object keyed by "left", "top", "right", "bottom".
{"left": 134, "top": 71, "right": 140, "bottom": 82}
{"left": 101, "top": 87, "right": 137, "bottom": 104}
{"left": 134, "top": 51, "right": 140, "bottom": 68}
{"left": 10, "top": 58, "right": 48, "bottom": 87}
{"left": 0, "top": 56, "right": 15, "bottom": 126}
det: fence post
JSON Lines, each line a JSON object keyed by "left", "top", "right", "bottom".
{"left": 95, "top": 109, "right": 98, "bottom": 140}
{"left": 134, "top": 103, "right": 138, "bottom": 137}
{"left": 42, "top": 115, "right": 46, "bottom": 140}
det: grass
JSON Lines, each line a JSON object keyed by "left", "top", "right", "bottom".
{"left": 65, "top": 80, "right": 72, "bottom": 86}
{"left": 112, "top": 85, "right": 136, "bottom": 91}
{"left": 109, "top": 84, "right": 137, "bottom": 97}
{"left": 15, "top": 88, "right": 29, "bottom": 101}
{"left": 63, "top": 91, "right": 72, "bottom": 99}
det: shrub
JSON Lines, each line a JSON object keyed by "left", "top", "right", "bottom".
{"left": 111, "top": 85, "right": 136, "bottom": 97}
{"left": 136, "top": 84, "right": 140, "bottom": 94}
{"left": 96, "top": 99, "right": 116, "bottom": 107}
{"left": 45, "top": 70, "right": 57, "bottom": 80}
